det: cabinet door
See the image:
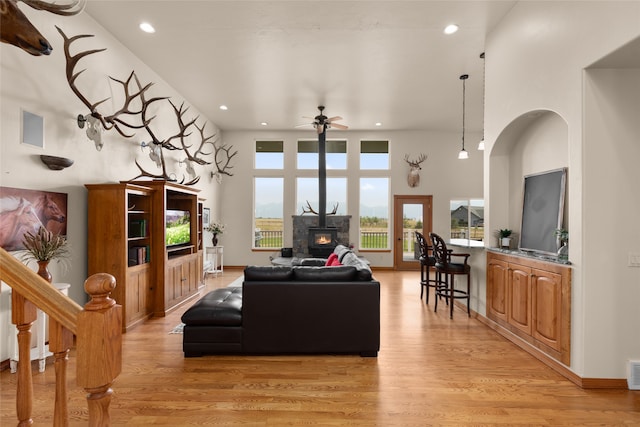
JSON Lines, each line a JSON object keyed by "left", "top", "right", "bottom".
{"left": 508, "top": 263, "right": 532, "bottom": 335}
{"left": 532, "top": 268, "right": 563, "bottom": 351}
{"left": 126, "top": 266, "right": 152, "bottom": 325}
{"left": 487, "top": 258, "right": 509, "bottom": 323}
{"left": 188, "top": 255, "right": 199, "bottom": 293}
{"left": 166, "top": 261, "right": 183, "bottom": 303}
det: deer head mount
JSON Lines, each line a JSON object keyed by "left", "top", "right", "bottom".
{"left": 0, "top": 0, "right": 84, "bottom": 56}
{"left": 56, "top": 26, "right": 237, "bottom": 185}
{"left": 404, "top": 153, "right": 427, "bottom": 188}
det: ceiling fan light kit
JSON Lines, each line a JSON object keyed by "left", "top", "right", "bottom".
{"left": 297, "top": 105, "right": 349, "bottom": 134}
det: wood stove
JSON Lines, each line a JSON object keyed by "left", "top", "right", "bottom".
{"left": 308, "top": 227, "right": 338, "bottom": 258}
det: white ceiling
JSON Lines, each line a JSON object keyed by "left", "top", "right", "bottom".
{"left": 84, "top": 1, "right": 517, "bottom": 132}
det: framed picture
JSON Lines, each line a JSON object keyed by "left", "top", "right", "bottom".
{"left": 0, "top": 186, "right": 68, "bottom": 251}
{"left": 203, "top": 207, "right": 210, "bottom": 226}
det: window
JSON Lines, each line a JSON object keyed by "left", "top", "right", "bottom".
{"left": 254, "top": 177, "right": 284, "bottom": 248}
{"left": 359, "top": 177, "right": 389, "bottom": 249}
{"left": 297, "top": 139, "right": 347, "bottom": 169}
{"left": 296, "top": 177, "right": 347, "bottom": 215}
{"left": 450, "top": 199, "right": 484, "bottom": 241}
{"left": 360, "top": 140, "right": 389, "bottom": 170}
{"left": 255, "top": 140, "right": 283, "bottom": 169}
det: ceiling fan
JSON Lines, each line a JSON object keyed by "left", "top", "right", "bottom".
{"left": 297, "top": 105, "right": 348, "bottom": 134}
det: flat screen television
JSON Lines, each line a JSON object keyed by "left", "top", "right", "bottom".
{"left": 166, "top": 209, "right": 191, "bottom": 247}
{"left": 519, "top": 168, "right": 567, "bottom": 256}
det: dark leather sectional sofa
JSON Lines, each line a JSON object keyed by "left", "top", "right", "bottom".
{"left": 181, "top": 247, "right": 380, "bottom": 357}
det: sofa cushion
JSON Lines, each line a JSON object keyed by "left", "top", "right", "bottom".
{"left": 181, "top": 287, "right": 243, "bottom": 326}
{"left": 334, "top": 244, "right": 352, "bottom": 263}
{"left": 244, "top": 265, "right": 293, "bottom": 281}
{"left": 291, "top": 265, "right": 357, "bottom": 281}
{"left": 341, "top": 251, "right": 373, "bottom": 281}
{"left": 298, "top": 257, "right": 327, "bottom": 266}
{"left": 325, "top": 253, "right": 340, "bottom": 266}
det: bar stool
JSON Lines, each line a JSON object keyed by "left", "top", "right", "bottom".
{"left": 414, "top": 231, "right": 442, "bottom": 304}
{"left": 429, "top": 232, "right": 471, "bottom": 319}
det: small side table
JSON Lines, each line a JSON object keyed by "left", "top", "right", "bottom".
{"left": 10, "top": 282, "right": 70, "bottom": 373}
{"left": 205, "top": 246, "right": 224, "bottom": 276}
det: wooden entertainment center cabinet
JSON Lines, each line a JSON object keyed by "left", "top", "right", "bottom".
{"left": 486, "top": 250, "right": 571, "bottom": 366}
{"left": 86, "top": 180, "right": 204, "bottom": 331}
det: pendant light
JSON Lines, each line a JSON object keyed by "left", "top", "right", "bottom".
{"left": 478, "top": 52, "right": 486, "bottom": 151}
{"left": 458, "top": 74, "right": 469, "bottom": 160}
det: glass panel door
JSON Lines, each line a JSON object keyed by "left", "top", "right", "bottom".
{"left": 393, "top": 195, "right": 432, "bottom": 270}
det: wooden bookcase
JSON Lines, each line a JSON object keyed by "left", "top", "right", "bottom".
{"left": 86, "top": 180, "right": 203, "bottom": 331}
{"left": 86, "top": 183, "right": 154, "bottom": 331}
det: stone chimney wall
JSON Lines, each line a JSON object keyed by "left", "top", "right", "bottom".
{"left": 292, "top": 215, "right": 351, "bottom": 257}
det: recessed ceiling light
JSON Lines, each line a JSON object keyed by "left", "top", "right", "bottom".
{"left": 219, "top": 105, "right": 228, "bottom": 111}
{"left": 260, "top": 122, "right": 268, "bottom": 126}
{"left": 139, "top": 22, "right": 156, "bottom": 33}
{"left": 375, "top": 122, "right": 382, "bottom": 127}
{"left": 444, "top": 24, "right": 459, "bottom": 35}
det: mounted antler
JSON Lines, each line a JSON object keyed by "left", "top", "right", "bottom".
{"left": 214, "top": 143, "right": 238, "bottom": 177}
{"left": 404, "top": 153, "right": 427, "bottom": 188}
{"left": 1, "top": 0, "right": 84, "bottom": 56}
{"left": 301, "top": 201, "right": 338, "bottom": 216}
{"left": 56, "top": 27, "right": 237, "bottom": 185}
{"left": 57, "top": 26, "right": 154, "bottom": 149}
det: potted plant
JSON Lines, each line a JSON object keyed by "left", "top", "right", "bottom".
{"left": 19, "top": 227, "right": 70, "bottom": 283}
{"left": 555, "top": 228, "right": 569, "bottom": 260}
{"left": 498, "top": 229, "right": 512, "bottom": 249}
{"left": 204, "top": 221, "right": 225, "bottom": 246}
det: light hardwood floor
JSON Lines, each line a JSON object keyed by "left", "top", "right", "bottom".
{"left": 2, "top": 269, "right": 639, "bottom": 426}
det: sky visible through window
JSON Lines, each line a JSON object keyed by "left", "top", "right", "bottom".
{"left": 254, "top": 140, "right": 396, "bottom": 220}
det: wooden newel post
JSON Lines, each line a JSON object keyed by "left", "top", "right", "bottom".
{"left": 12, "top": 291, "right": 37, "bottom": 427}
{"left": 76, "top": 273, "right": 122, "bottom": 427}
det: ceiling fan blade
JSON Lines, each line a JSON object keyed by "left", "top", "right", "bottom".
{"left": 327, "top": 116, "right": 343, "bottom": 122}
{"left": 329, "top": 122, "right": 349, "bottom": 130}
{"left": 295, "top": 123, "right": 313, "bottom": 128}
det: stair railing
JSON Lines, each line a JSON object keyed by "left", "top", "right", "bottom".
{"left": 0, "top": 248, "right": 122, "bottom": 426}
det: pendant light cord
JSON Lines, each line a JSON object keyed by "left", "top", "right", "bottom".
{"left": 460, "top": 74, "right": 469, "bottom": 150}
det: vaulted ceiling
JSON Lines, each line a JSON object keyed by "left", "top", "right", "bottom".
{"left": 85, "top": 1, "right": 517, "bottom": 133}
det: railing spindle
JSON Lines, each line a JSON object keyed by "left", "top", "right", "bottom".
{"left": 50, "top": 318, "right": 74, "bottom": 427}
{"left": 11, "top": 291, "right": 37, "bottom": 427}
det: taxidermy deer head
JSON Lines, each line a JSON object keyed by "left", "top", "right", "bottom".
{"left": 404, "top": 153, "right": 427, "bottom": 188}
{"left": 0, "top": 0, "right": 84, "bottom": 56}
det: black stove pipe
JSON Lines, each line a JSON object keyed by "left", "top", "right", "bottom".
{"left": 318, "top": 124, "right": 327, "bottom": 228}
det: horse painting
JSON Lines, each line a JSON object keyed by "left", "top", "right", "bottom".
{"left": 32, "top": 193, "right": 66, "bottom": 225}
{"left": 0, "top": 197, "right": 44, "bottom": 251}
{"left": 0, "top": 187, "right": 68, "bottom": 251}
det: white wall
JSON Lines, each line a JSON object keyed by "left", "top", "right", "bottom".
{"left": 220, "top": 129, "right": 483, "bottom": 268}
{"left": 0, "top": 11, "right": 221, "bottom": 360}
{"left": 486, "top": 1, "right": 640, "bottom": 379}
{"left": 583, "top": 69, "right": 640, "bottom": 377}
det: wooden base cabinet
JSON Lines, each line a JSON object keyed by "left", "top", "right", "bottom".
{"left": 487, "top": 251, "right": 571, "bottom": 366}
{"left": 166, "top": 253, "right": 200, "bottom": 313}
